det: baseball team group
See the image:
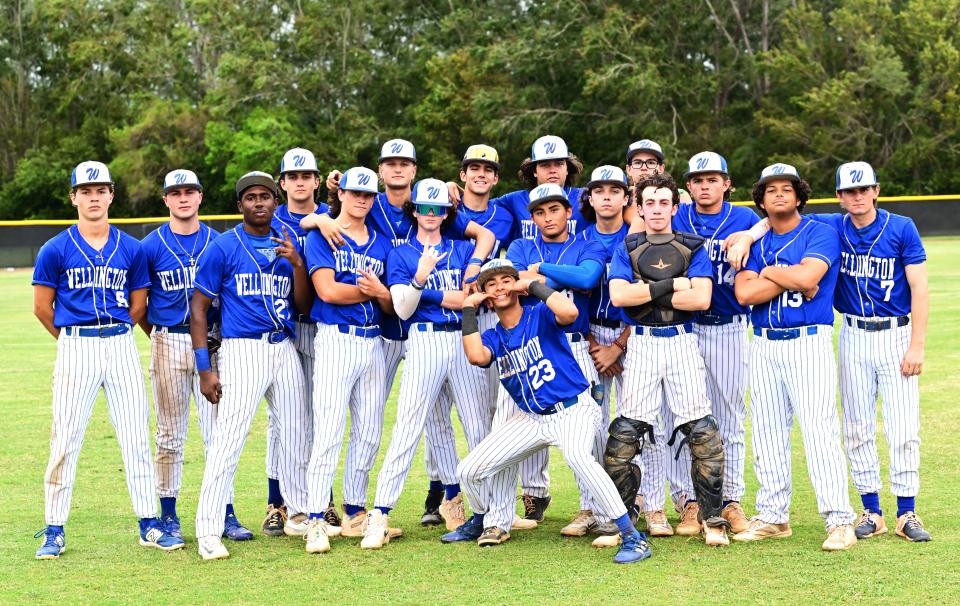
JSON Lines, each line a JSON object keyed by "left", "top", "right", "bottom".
{"left": 30, "top": 134, "right": 931, "bottom": 565}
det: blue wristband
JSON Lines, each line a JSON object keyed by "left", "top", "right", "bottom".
{"left": 464, "top": 274, "right": 478, "bottom": 284}
{"left": 468, "top": 257, "right": 484, "bottom": 266}
{"left": 194, "top": 348, "right": 211, "bottom": 372}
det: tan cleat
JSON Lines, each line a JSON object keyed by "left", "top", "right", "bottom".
{"left": 388, "top": 526, "right": 404, "bottom": 540}
{"left": 822, "top": 524, "right": 857, "bottom": 551}
{"left": 732, "top": 517, "right": 793, "bottom": 542}
{"left": 284, "top": 512, "right": 309, "bottom": 537}
{"left": 703, "top": 523, "right": 729, "bottom": 547}
{"left": 895, "top": 512, "right": 931, "bottom": 542}
{"left": 854, "top": 510, "right": 887, "bottom": 539}
{"left": 439, "top": 494, "right": 466, "bottom": 531}
{"left": 478, "top": 526, "right": 511, "bottom": 546}
{"left": 341, "top": 511, "right": 367, "bottom": 538}
{"left": 644, "top": 510, "right": 674, "bottom": 537}
{"left": 560, "top": 510, "right": 597, "bottom": 537}
{"left": 721, "top": 502, "right": 750, "bottom": 534}
{"left": 591, "top": 533, "right": 622, "bottom": 548}
{"left": 512, "top": 515, "right": 538, "bottom": 530}
{"left": 360, "top": 510, "right": 390, "bottom": 550}
{"left": 676, "top": 502, "right": 701, "bottom": 536}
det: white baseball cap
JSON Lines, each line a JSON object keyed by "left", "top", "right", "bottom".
{"left": 163, "top": 169, "right": 202, "bottom": 194}
{"left": 379, "top": 139, "right": 417, "bottom": 163}
{"left": 758, "top": 162, "right": 801, "bottom": 185}
{"left": 339, "top": 167, "right": 379, "bottom": 193}
{"left": 71, "top": 161, "right": 113, "bottom": 188}
{"left": 835, "top": 161, "right": 878, "bottom": 191}
{"left": 626, "top": 139, "right": 664, "bottom": 163}
{"left": 477, "top": 258, "right": 520, "bottom": 288}
{"left": 586, "top": 165, "right": 629, "bottom": 189}
{"left": 527, "top": 183, "right": 569, "bottom": 211}
{"left": 279, "top": 148, "right": 319, "bottom": 174}
{"left": 530, "top": 135, "right": 570, "bottom": 163}
{"left": 684, "top": 151, "right": 729, "bottom": 178}
{"left": 411, "top": 178, "right": 452, "bottom": 206}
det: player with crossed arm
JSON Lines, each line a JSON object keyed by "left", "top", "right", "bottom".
{"left": 262, "top": 148, "right": 341, "bottom": 537}
{"left": 731, "top": 163, "right": 856, "bottom": 551}
{"left": 360, "top": 178, "right": 492, "bottom": 550}
{"left": 191, "top": 172, "right": 312, "bottom": 560}
{"left": 448, "top": 258, "right": 651, "bottom": 563}
{"left": 33, "top": 161, "right": 183, "bottom": 559}
{"left": 302, "top": 167, "right": 395, "bottom": 554}
{"left": 139, "top": 170, "right": 253, "bottom": 542}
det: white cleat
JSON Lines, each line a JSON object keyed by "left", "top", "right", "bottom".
{"left": 284, "top": 512, "right": 309, "bottom": 537}
{"left": 198, "top": 535, "right": 229, "bottom": 560}
{"left": 305, "top": 518, "right": 331, "bottom": 554}
{"left": 360, "top": 510, "right": 390, "bottom": 550}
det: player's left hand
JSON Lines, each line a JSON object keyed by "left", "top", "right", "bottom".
{"left": 901, "top": 344, "right": 924, "bottom": 376}
{"left": 272, "top": 227, "right": 303, "bottom": 268}
{"left": 358, "top": 268, "right": 389, "bottom": 299}
{"left": 511, "top": 278, "right": 536, "bottom": 295}
{"left": 601, "top": 361, "right": 623, "bottom": 378}
{"left": 462, "top": 265, "right": 481, "bottom": 294}
{"left": 463, "top": 292, "right": 491, "bottom": 308}
{"left": 591, "top": 342, "right": 624, "bottom": 375}
{"left": 723, "top": 232, "right": 753, "bottom": 271}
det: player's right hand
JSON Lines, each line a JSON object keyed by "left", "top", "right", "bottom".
{"left": 318, "top": 214, "right": 349, "bottom": 248}
{"left": 672, "top": 277, "right": 692, "bottom": 291}
{"left": 463, "top": 292, "right": 491, "bottom": 308}
{"left": 326, "top": 170, "right": 343, "bottom": 192}
{"left": 200, "top": 371, "right": 222, "bottom": 404}
{"left": 723, "top": 232, "right": 753, "bottom": 270}
{"left": 416, "top": 246, "right": 448, "bottom": 276}
{"left": 511, "top": 278, "right": 535, "bottom": 295}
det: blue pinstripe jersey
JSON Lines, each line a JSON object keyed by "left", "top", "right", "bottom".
{"left": 141, "top": 224, "right": 220, "bottom": 327}
{"left": 272, "top": 203, "right": 329, "bottom": 324}
{"left": 577, "top": 224, "right": 629, "bottom": 324}
{"left": 744, "top": 216, "right": 840, "bottom": 328}
{"left": 492, "top": 187, "right": 589, "bottom": 241}
{"left": 33, "top": 225, "right": 150, "bottom": 327}
{"left": 808, "top": 210, "right": 925, "bottom": 318}
{"left": 386, "top": 236, "right": 474, "bottom": 326}
{"left": 458, "top": 202, "right": 515, "bottom": 259}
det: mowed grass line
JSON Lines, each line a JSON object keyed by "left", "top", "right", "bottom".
{"left": 0, "top": 237, "right": 958, "bottom": 605}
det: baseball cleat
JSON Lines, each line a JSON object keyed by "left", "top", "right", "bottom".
{"left": 223, "top": 512, "right": 254, "bottom": 541}
{"left": 592, "top": 533, "right": 621, "bottom": 548}
{"left": 732, "top": 517, "right": 793, "bottom": 542}
{"left": 323, "top": 502, "right": 343, "bottom": 537}
{"left": 560, "top": 510, "right": 597, "bottom": 537}
{"left": 262, "top": 504, "right": 287, "bottom": 537}
{"left": 305, "top": 518, "right": 331, "bottom": 554}
{"left": 360, "top": 510, "right": 389, "bottom": 550}
{"left": 614, "top": 531, "right": 652, "bottom": 564}
{"left": 822, "top": 524, "right": 857, "bottom": 551}
{"left": 34, "top": 527, "right": 65, "bottom": 560}
{"left": 511, "top": 515, "right": 538, "bottom": 530}
{"left": 854, "top": 511, "right": 887, "bottom": 539}
{"left": 644, "top": 510, "right": 674, "bottom": 537}
{"left": 895, "top": 512, "right": 932, "bottom": 542}
{"left": 521, "top": 494, "right": 551, "bottom": 523}
{"left": 162, "top": 514, "right": 183, "bottom": 541}
{"left": 198, "top": 535, "right": 229, "bottom": 560}
{"left": 721, "top": 502, "right": 750, "bottom": 535}
{"left": 703, "top": 523, "right": 730, "bottom": 547}
{"left": 439, "top": 493, "right": 466, "bottom": 531}
{"left": 478, "top": 526, "right": 511, "bottom": 547}
{"left": 421, "top": 490, "right": 444, "bottom": 526}
{"left": 590, "top": 520, "right": 619, "bottom": 536}
{"left": 440, "top": 514, "right": 484, "bottom": 543}
{"left": 139, "top": 518, "right": 185, "bottom": 551}
{"left": 284, "top": 513, "right": 309, "bottom": 537}
{"left": 341, "top": 511, "right": 367, "bottom": 537}
{"left": 675, "top": 502, "right": 701, "bottom": 536}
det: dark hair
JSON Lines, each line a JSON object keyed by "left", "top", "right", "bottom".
{"left": 751, "top": 178, "right": 812, "bottom": 217}
{"left": 684, "top": 171, "right": 734, "bottom": 201}
{"left": 634, "top": 173, "right": 680, "bottom": 206}
{"left": 328, "top": 187, "right": 376, "bottom": 219}
{"left": 460, "top": 161, "right": 499, "bottom": 177}
{"left": 402, "top": 198, "right": 459, "bottom": 232}
{"left": 278, "top": 172, "right": 322, "bottom": 204}
{"left": 517, "top": 154, "right": 584, "bottom": 188}
{"left": 579, "top": 183, "right": 632, "bottom": 224}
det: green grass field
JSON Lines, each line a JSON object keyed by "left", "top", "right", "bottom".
{"left": 2, "top": 238, "right": 959, "bottom": 605}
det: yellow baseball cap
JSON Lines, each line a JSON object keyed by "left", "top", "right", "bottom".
{"left": 461, "top": 144, "right": 500, "bottom": 170}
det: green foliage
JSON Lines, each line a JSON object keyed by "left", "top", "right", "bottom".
{"left": 1, "top": 0, "right": 959, "bottom": 218}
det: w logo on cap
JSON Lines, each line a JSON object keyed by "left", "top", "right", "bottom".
{"left": 86, "top": 168, "right": 100, "bottom": 180}
{"left": 426, "top": 186, "right": 440, "bottom": 199}
{"left": 357, "top": 173, "right": 371, "bottom": 185}
{"left": 696, "top": 156, "right": 709, "bottom": 170}
{"left": 174, "top": 172, "right": 187, "bottom": 184}
{"left": 535, "top": 186, "right": 550, "bottom": 198}
{"left": 600, "top": 168, "right": 614, "bottom": 180}
{"left": 544, "top": 142, "right": 557, "bottom": 155}
{"left": 772, "top": 164, "right": 787, "bottom": 175}
{"left": 849, "top": 169, "right": 864, "bottom": 183}
{"left": 293, "top": 155, "right": 306, "bottom": 167}
{"left": 390, "top": 142, "right": 404, "bottom": 154}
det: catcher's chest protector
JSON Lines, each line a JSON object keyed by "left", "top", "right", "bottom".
{"left": 624, "top": 231, "right": 705, "bottom": 325}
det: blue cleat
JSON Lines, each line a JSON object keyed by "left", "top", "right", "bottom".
{"left": 614, "top": 530, "right": 652, "bottom": 564}
{"left": 139, "top": 517, "right": 185, "bottom": 551}
{"left": 35, "top": 527, "right": 65, "bottom": 560}
{"left": 440, "top": 514, "right": 485, "bottom": 543}
{"left": 223, "top": 512, "right": 254, "bottom": 541}
{"left": 162, "top": 514, "right": 183, "bottom": 541}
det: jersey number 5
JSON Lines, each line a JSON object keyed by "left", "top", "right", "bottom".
{"left": 528, "top": 359, "right": 556, "bottom": 389}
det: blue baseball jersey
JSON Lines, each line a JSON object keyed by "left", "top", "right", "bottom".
{"left": 672, "top": 201, "right": 760, "bottom": 317}
{"left": 386, "top": 237, "right": 473, "bottom": 326}
{"left": 193, "top": 226, "right": 301, "bottom": 339}
{"left": 33, "top": 225, "right": 150, "bottom": 327}
{"left": 808, "top": 211, "right": 925, "bottom": 318}
{"left": 272, "top": 203, "right": 329, "bottom": 324}
{"left": 480, "top": 303, "right": 590, "bottom": 414}
{"left": 608, "top": 232, "right": 713, "bottom": 327}
{"left": 458, "top": 202, "right": 515, "bottom": 259}
{"left": 492, "top": 186, "right": 589, "bottom": 241}
{"left": 305, "top": 228, "right": 392, "bottom": 327}
{"left": 506, "top": 234, "right": 605, "bottom": 335}
{"left": 577, "top": 224, "right": 629, "bottom": 324}
{"left": 141, "top": 224, "right": 220, "bottom": 327}
{"left": 744, "top": 216, "right": 840, "bottom": 328}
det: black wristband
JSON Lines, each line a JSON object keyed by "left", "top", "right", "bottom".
{"left": 648, "top": 279, "right": 673, "bottom": 301}
{"left": 462, "top": 306, "right": 479, "bottom": 335}
{"left": 527, "top": 281, "right": 557, "bottom": 302}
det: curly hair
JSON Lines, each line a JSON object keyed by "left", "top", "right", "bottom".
{"left": 751, "top": 178, "right": 812, "bottom": 217}
{"left": 578, "top": 183, "right": 632, "bottom": 224}
{"left": 402, "top": 198, "right": 459, "bottom": 232}
{"left": 634, "top": 173, "right": 680, "bottom": 206}
{"left": 517, "top": 155, "right": 584, "bottom": 188}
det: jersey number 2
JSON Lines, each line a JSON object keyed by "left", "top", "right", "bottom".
{"left": 528, "top": 359, "right": 556, "bottom": 389}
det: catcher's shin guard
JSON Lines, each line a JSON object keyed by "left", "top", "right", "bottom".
{"left": 603, "top": 416, "right": 654, "bottom": 518}
{"left": 677, "top": 415, "right": 728, "bottom": 528}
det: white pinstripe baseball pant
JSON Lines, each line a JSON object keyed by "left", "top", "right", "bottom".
{"left": 266, "top": 320, "right": 315, "bottom": 484}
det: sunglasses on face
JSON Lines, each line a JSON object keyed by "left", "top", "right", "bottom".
{"left": 415, "top": 204, "right": 447, "bottom": 217}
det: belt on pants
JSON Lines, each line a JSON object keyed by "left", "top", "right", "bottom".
{"left": 155, "top": 324, "right": 191, "bottom": 334}
{"left": 844, "top": 315, "right": 909, "bottom": 332}
{"left": 237, "top": 329, "right": 288, "bottom": 344}
{"left": 538, "top": 396, "right": 579, "bottom": 416}
{"left": 753, "top": 325, "right": 819, "bottom": 341}
{"left": 695, "top": 314, "right": 747, "bottom": 326}
{"left": 412, "top": 322, "right": 461, "bottom": 333}
{"left": 634, "top": 322, "right": 694, "bottom": 338}
{"left": 337, "top": 324, "right": 382, "bottom": 338}
{"left": 566, "top": 332, "right": 587, "bottom": 343}
{"left": 63, "top": 324, "right": 131, "bottom": 338}
{"left": 589, "top": 317, "right": 622, "bottom": 329}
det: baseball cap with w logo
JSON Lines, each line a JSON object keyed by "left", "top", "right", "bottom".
{"left": 163, "top": 169, "right": 202, "bottom": 194}
{"left": 758, "top": 163, "right": 801, "bottom": 185}
{"left": 586, "top": 165, "right": 628, "bottom": 190}
{"left": 339, "top": 167, "right": 379, "bottom": 193}
{"left": 279, "top": 148, "right": 319, "bottom": 175}
{"left": 531, "top": 135, "right": 570, "bottom": 163}
{"left": 684, "top": 151, "right": 728, "bottom": 178}
{"left": 412, "top": 178, "right": 452, "bottom": 207}
{"left": 379, "top": 139, "right": 417, "bottom": 163}
{"left": 71, "top": 161, "right": 113, "bottom": 188}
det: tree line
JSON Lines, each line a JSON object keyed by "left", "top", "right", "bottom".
{"left": 1, "top": 0, "right": 958, "bottom": 218}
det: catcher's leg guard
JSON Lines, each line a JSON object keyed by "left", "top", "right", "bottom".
{"left": 603, "top": 416, "right": 653, "bottom": 518}
{"left": 677, "top": 415, "right": 728, "bottom": 528}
